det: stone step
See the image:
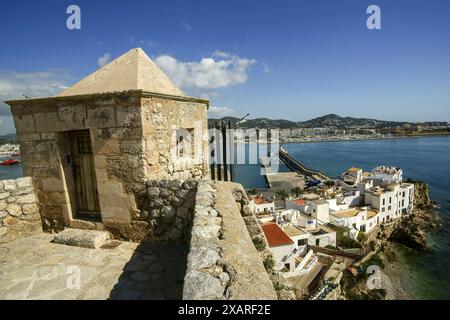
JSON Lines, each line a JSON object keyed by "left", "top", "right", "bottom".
{"left": 53, "top": 228, "right": 110, "bottom": 249}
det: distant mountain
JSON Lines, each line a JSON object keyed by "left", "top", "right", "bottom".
{"left": 297, "top": 114, "right": 406, "bottom": 129}
{"left": 0, "top": 134, "right": 16, "bottom": 144}
{"left": 208, "top": 117, "right": 296, "bottom": 129}
{"left": 209, "top": 114, "right": 448, "bottom": 130}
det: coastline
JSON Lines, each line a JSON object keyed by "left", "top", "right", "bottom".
{"left": 234, "top": 132, "right": 450, "bottom": 146}
{"left": 280, "top": 133, "right": 450, "bottom": 145}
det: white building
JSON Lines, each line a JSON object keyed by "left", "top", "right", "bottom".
{"left": 329, "top": 207, "right": 380, "bottom": 233}
{"left": 249, "top": 195, "right": 275, "bottom": 215}
{"left": 262, "top": 223, "right": 323, "bottom": 277}
{"left": 364, "top": 183, "right": 414, "bottom": 223}
{"left": 310, "top": 199, "right": 330, "bottom": 224}
{"left": 262, "top": 223, "right": 296, "bottom": 271}
{"left": 285, "top": 199, "right": 330, "bottom": 224}
{"left": 285, "top": 199, "right": 308, "bottom": 212}
{"left": 371, "top": 166, "right": 403, "bottom": 186}
{"left": 276, "top": 210, "right": 337, "bottom": 248}
{"left": 340, "top": 167, "right": 363, "bottom": 185}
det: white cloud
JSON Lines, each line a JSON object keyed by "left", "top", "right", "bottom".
{"left": 182, "top": 21, "right": 192, "bottom": 32}
{"left": 98, "top": 53, "right": 111, "bottom": 67}
{"left": 262, "top": 62, "right": 272, "bottom": 73}
{"left": 154, "top": 50, "right": 256, "bottom": 94}
{"left": 0, "top": 70, "right": 71, "bottom": 100}
{"left": 0, "top": 70, "right": 73, "bottom": 134}
{"left": 208, "top": 106, "right": 236, "bottom": 118}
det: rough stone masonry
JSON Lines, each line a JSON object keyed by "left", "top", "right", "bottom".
{"left": 0, "top": 177, "right": 42, "bottom": 243}
{"left": 5, "top": 49, "right": 209, "bottom": 242}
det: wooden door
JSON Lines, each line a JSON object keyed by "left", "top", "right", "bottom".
{"left": 69, "top": 130, "right": 100, "bottom": 219}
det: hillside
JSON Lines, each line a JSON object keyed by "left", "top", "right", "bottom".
{"left": 209, "top": 114, "right": 447, "bottom": 130}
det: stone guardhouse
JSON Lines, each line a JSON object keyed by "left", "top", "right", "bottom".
{"left": 6, "top": 48, "right": 209, "bottom": 240}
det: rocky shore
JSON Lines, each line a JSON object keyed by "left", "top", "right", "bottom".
{"left": 388, "top": 181, "right": 442, "bottom": 251}
{"left": 341, "top": 180, "right": 442, "bottom": 300}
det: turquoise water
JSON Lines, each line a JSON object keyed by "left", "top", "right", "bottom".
{"left": 235, "top": 137, "right": 450, "bottom": 299}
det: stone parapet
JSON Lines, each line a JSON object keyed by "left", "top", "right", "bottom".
{"left": 0, "top": 177, "right": 42, "bottom": 243}
{"left": 183, "top": 181, "right": 277, "bottom": 300}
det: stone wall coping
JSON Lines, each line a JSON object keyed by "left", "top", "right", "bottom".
{"left": 183, "top": 180, "right": 277, "bottom": 300}
{"left": 5, "top": 89, "right": 209, "bottom": 108}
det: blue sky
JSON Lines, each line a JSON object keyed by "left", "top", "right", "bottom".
{"left": 1, "top": 0, "right": 450, "bottom": 134}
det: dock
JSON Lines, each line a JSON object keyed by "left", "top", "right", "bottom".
{"left": 279, "top": 149, "right": 330, "bottom": 181}
{"left": 260, "top": 156, "right": 305, "bottom": 192}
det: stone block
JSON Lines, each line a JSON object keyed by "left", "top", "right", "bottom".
{"left": 22, "top": 203, "right": 39, "bottom": 215}
{"left": 116, "top": 106, "right": 142, "bottom": 127}
{"left": 34, "top": 112, "right": 62, "bottom": 132}
{"left": 183, "top": 270, "right": 224, "bottom": 300}
{"left": 16, "top": 193, "right": 37, "bottom": 205}
{"left": 16, "top": 177, "right": 33, "bottom": 189}
{"left": 40, "top": 133, "right": 57, "bottom": 140}
{"left": 161, "top": 206, "right": 176, "bottom": 219}
{"left": 147, "top": 187, "right": 160, "bottom": 198}
{"left": 53, "top": 229, "right": 110, "bottom": 249}
{"left": 0, "top": 200, "right": 6, "bottom": 211}
{"left": 58, "top": 106, "right": 87, "bottom": 130}
{"left": 41, "top": 178, "right": 64, "bottom": 192}
{"left": 3, "top": 180, "right": 17, "bottom": 192}
{"left": 6, "top": 204, "right": 21, "bottom": 217}
{"left": 16, "top": 133, "right": 41, "bottom": 142}
{"left": 13, "top": 114, "right": 36, "bottom": 133}
{"left": 86, "top": 106, "right": 116, "bottom": 128}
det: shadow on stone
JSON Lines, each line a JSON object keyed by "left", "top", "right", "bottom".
{"left": 109, "top": 240, "right": 189, "bottom": 300}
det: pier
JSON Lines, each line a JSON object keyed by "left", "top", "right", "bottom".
{"left": 279, "top": 149, "right": 330, "bottom": 181}
{"left": 260, "top": 156, "right": 304, "bottom": 192}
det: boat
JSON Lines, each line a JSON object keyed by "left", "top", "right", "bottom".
{"left": 0, "top": 159, "right": 21, "bottom": 165}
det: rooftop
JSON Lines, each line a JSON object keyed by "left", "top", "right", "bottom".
{"left": 251, "top": 196, "right": 273, "bottom": 205}
{"left": 367, "top": 210, "right": 379, "bottom": 219}
{"left": 58, "top": 48, "right": 184, "bottom": 97}
{"left": 262, "top": 223, "right": 294, "bottom": 247}
{"left": 289, "top": 199, "right": 306, "bottom": 206}
{"left": 332, "top": 208, "right": 361, "bottom": 218}
{"left": 347, "top": 167, "right": 362, "bottom": 173}
{"left": 282, "top": 225, "right": 307, "bottom": 237}
{"left": 313, "top": 199, "right": 329, "bottom": 205}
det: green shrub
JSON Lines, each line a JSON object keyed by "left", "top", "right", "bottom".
{"left": 357, "top": 232, "right": 367, "bottom": 243}
{"left": 252, "top": 237, "right": 266, "bottom": 251}
{"left": 263, "top": 255, "right": 275, "bottom": 273}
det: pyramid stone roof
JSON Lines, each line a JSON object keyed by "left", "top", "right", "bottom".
{"left": 58, "top": 48, "right": 184, "bottom": 97}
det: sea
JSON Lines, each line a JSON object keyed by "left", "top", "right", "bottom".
{"left": 0, "top": 155, "right": 23, "bottom": 180}
{"left": 234, "top": 137, "right": 450, "bottom": 300}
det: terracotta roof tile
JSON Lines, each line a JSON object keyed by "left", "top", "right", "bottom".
{"left": 262, "top": 223, "right": 294, "bottom": 247}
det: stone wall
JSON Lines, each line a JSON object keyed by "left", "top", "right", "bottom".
{"left": 0, "top": 177, "right": 42, "bottom": 243}
{"left": 8, "top": 91, "right": 209, "bottom": 241}
{"left": 183, "top": 181, "right": 277, "bottom": 300}
{"left": 107, "top": 179, "right": 198, "bottom": 242}
{"left": 141, "top": 96, "right": 208, "bottom": 180}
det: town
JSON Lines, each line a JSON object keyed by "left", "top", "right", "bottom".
{"left": 248, "top": 156, "right": 415, "bottom": 299}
